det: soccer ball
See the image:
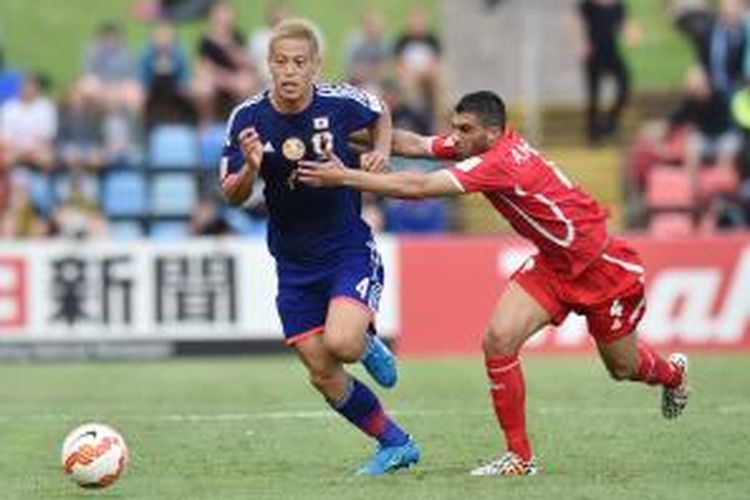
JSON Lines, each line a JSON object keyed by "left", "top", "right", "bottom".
{"left": 60, "top": 423, "right": 129, "bottom": 488}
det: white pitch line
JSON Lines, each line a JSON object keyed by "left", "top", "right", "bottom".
{"left": 0, "top": 405, "right": 748, "bottom": 423}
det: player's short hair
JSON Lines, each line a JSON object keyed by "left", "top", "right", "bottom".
{"left": 269, "top": 18, "right": 322, "bottom": 58}
{"left": 455, "top": 91, "right": 506, "bottom": 130}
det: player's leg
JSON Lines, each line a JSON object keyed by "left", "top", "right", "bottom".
{"left": 472, "top": 277, "right": 555, "bottom": 477}
{"left": 608, "top": 55, "right": 630, "bottom": 135}
{"left": 325, "top": 246, "right": 397, "bottom": 388}
{"left": 587, "top": 278, "right": 688, "bottom": 419}
{"left": 320, "top": 298, "right": 369, "bottom": 362}
{"left": 596, "top": 333, "right": 688, "bottom": 419}
{"left": 294, "top": 335, "right": 419, "bottom": 475}
{"left": 322, "top": 297, "right": 396, "bottom": 387}
{"left": 584, "top": 57, "right": 603, "bottom": 141}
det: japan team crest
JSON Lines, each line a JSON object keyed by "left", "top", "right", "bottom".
{"left": 282, "top": 137, "right": 306, "bottom": 162}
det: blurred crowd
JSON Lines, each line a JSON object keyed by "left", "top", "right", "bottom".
{"left": 0, "top": 0, "right": 449, "bottom": 240}
{"left": 3, "top": 0, "right": 750, "bottom": 241}
{"left": 627, "top": 0, "right": 750, "bottom": 234}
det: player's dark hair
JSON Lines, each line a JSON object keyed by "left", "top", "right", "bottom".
{"left": 455, "top": 91, "right": 506, "bottom": 130}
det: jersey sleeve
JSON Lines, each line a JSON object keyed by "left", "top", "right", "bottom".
{"left": 337, "top": 84, "right": 384, "bottom": 133}
{"left": 429, "top": 134, "right": 458, "bottom": 160}
{"left": 445, "top": 153, "right": 512, "bottom": 193}
{"left": 219, "top": 106, "right": 250, "bottom": 180}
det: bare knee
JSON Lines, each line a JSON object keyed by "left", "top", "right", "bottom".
{"left": 606, "top": 362, "right": 638, "bottom": 382}
{"left": 483, "top": 323, "right": 521, "bottom": 357}
{"left": 322, "top": 333, "right": 364, "bottom": 363}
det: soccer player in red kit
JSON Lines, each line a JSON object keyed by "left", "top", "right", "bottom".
{"left": 298, "top": 90, "right": 689, "bottom": 476}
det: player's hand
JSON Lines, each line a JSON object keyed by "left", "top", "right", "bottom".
{"left": 298, "top": 153, "right": 347, "bottom": 187}
{"left": 221, "top": 162, "right": 258, "bottom": 204}
{"left": 360, "top": 150, "right": 389, "bottom": 173}
{"left": 238, "top": 127, "right": 263, "bottom": 173}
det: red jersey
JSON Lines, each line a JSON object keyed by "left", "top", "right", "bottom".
{"left": 434, "top": 130, "right": 610, "bottom": 277}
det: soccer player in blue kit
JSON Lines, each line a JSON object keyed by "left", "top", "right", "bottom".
{"left": 219, "top": 19, "right": 420, "bottom": 475}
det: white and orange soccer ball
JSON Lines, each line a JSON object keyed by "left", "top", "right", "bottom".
{"left": 60, "top": 423, "right": 129, "bottom": 488}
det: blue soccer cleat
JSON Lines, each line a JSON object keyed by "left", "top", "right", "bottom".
{"left": 356, "top": 437, "right": 421, "bottom": 476}
{"left": 361, "top": 333, "right": 397, "bottom": 388}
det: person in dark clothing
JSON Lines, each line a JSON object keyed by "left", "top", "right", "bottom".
{"left": 139, "top": 22, "right": 196, "bottom": 128}
{"left": 667, "top": 66, "right": 740, "bottom": 210}
{"left": 574, "top": 0, "right": 636, "bottom": 142}
{"left": 393, "top": 6, "right": 444, "bottom": 128}
{"left": 193, "top": 1, "right": 258, "bottom": 124}
{"left": 674, "top": 0, "right": 746, "bottom": 98}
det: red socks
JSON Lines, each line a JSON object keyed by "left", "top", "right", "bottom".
{"left": 636, "top": 343, "right": 682, "bottom": 388}
{"left": 485, "top": 355, "right": 532, "bottom": 461}
{"left": 484, "top": 345, "right": 680, "bottom": 462}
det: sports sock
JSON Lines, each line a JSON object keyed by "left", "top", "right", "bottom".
{"left": 636, "top": 342, "right": 682, "bottom": 388}
{"left": 485, "top": 354, "right": 532, "bottom": 461}
{"left": 330, "top": 377, "right": 409, "bottom": 447}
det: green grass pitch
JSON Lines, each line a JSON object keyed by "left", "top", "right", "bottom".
{"left": 0, "top": 353, "right": 747, "bottom": 499}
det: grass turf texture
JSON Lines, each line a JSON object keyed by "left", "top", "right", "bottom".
{"left": 0, "top": 353, "right": 746, "bottom": 499}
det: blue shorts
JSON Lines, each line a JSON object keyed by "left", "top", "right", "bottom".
{"left": 276, "top": 243, "right": 384, "bottom": 345}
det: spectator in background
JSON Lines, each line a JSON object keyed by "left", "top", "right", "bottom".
{"left": 709, "top": 0, "right": 746, "bottom": 97}
{"left": 189, "top": 198, "right": 232, "bottom": 235}
{"left": 344, "top": 7, "right": 390, "bottom": 89}
{"left": 139, "top": 22, "right": 196, "bottom": 128}
{"left": 675, "top": 0, "right": 746, "bottom": 98}
{"left": 668, "top": 66, "right": 740, "bottom": 175}
{"left": 573, "top": 0, "right": 638, "bottom": 143}
{"left": 57, "top": 79, "right": 105, "bottom": 172}
{"left": 0, "top": 169, "right": 51, "bottom": 238}
{"left": 134, "top": 0, "right": 216, "bottom": 23}
{"left": 194, "top": 1, "right": 259, "bottom": 124}
{"left": 382, "top": 78, "right": 432, "bottom": 135}
{"left": 247, "top": 1, "right": 290, "bottom": 85}
{"left": 668, "top": 66, "right": 743, "bottom": 230}
{"left": 393, "top": 5, "right": 443, "bottom": 130}
{"left": 81, "top": 21, "right": 144, "bottom": 114}
{"left": 50, "top": 175, "right": 109, "bottom": 239}
{"left": 730, "top": 79, "right": 750, "bottom": 225}
{"left": 0, "top": 72, "right": 57, "bottom": 172}
{"left": 102, "top": 97, "right": 141, "bottom": 165}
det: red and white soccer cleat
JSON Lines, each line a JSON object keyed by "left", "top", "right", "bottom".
{"left": 662, "top": 353, "right": 689, "bottom": 420}
{"left": 470, "top": 451, "right": 540, "bottom": 476}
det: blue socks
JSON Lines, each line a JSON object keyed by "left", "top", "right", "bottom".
{"left": 330, "top": 377, "right": 408, "bottom": 447}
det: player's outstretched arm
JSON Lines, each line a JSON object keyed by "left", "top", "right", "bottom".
{"left": 351, "top": 128, "right": 455, "bottom": 160}
{"left": 299, "top": 154, "right": 462, "bottom": 199}
{"left": 391, "top": 129, "right": 435, "bottom": 158}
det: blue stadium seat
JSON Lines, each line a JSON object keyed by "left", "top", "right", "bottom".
{"left": 222, "top": 207, "right": 267, "bottom": 236}
{"left": 385, "top": 198, "right": 448, "bottom": 234}
{"left": 199, "top": 123, "right": 226, "bottom": 169}
{"left": 149, "top": 220, "right": 190, "bottom": 240}
{"left": 27, "top": 170, "right": 56, "bottom": 217}
{"left": 0, "top": 70, "right": 23, "bottom": 103}
{"left": 150, "top": 173, "right": 198, "bottom": 216}
{"left": 109, "top": 220, "right": 144, "bottom": 240}
{"left": 148, "top": 124, "right": 200, "bottom": 168}
{"left": 101, "top": 171, "right": 148, "bottom": 217}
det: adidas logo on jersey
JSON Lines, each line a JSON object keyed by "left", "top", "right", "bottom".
{"left": 263, "top": 141, "right": 275, "bottom": 153}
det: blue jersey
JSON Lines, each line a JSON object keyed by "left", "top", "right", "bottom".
{"left": 221, "top": 83, "right": 383, "bottom": 265}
